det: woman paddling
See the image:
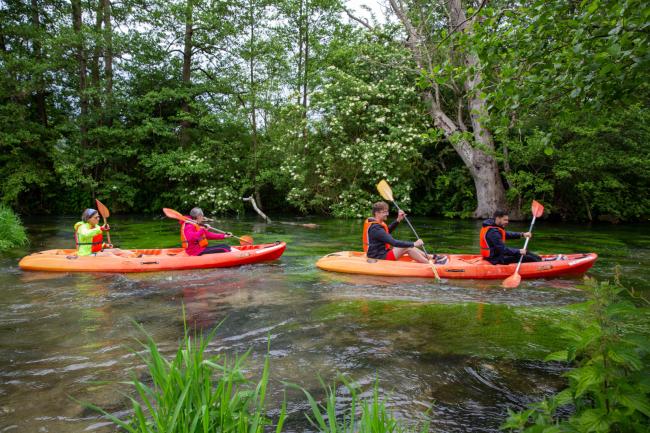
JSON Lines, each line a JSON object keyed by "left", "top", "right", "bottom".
{"left": 181, "top": 207, "right": 233, "bottom": 256}
{"left": 74, "top": 209, "right": 131, "bottom": 257}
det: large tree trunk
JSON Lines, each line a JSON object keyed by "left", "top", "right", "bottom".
{"left": 103, "top": 0, "right": 113, "bottom": 127}
{"left": 31, "top": 0, "right": 47, "bottom": 127}
{"left": 91, "top": 0, "right": 103, "bottom": 114}
{"left": 180, "top": 0, "right": 193, "bottom": 146}
{"left": 72, "top": 0, "right": 88, "bottom": 147}
{"left": 301, "top": 0, "right": 309, "bottom": 142}
{"left": 389, "top": 0, "right": 508, "bottom": 219}
{"left": 248, "top": 0, "right": 262, "bottom": 210}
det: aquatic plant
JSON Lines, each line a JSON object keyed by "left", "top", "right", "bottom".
{"left": 91, "top": 321, "right": 285, "bottom": 433}
{"left": 300, "top": 376, "right": 430, "bottom": 433}
{"left": 0, "top": 204, "right": 28, "bottom": 251}
{"left": 501, "top": 275, "right": 650, "bottom": 432}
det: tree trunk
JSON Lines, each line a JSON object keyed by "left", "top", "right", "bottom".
{"left": 91, "top": 0, "right": 103, "bottom": 115}
{"left": 72, "top": 0, "right": 88, "bottom": 147}
{"left": 389, "top": 0, "right": 508, "bottom": 219}
{"left": 180, "top": 0, "right": 193, "bottom": 146}
{"left": 296, "top": 0, "right": 304, "bottom": 106}
{"left": 249, "top": 0, "right": 261, "bottom": 210}
{"left": 103, "top": 0, "right": 113, "bottom": 126}
{"left": 31, "top": 0, "right": 47, "bottom": 126}
{"left": 301, "top": 0, "right": 309, "bottom": 142}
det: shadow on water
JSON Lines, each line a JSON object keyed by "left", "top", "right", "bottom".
{"left": 0, "top": 215, "right": 648, "bottom": 432}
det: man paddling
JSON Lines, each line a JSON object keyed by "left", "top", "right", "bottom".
{"left": 480, "top": 210, "right": 542, "bottom": 265}
{"left": 363, "top": 201, "right": 431, "bottom": 263}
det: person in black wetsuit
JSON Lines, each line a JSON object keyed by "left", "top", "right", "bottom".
{"left": 363, "top": 201, "right": 430, "bottom": 263}
{"left": 480, "top": 210, "right": 542, "bottom": 265}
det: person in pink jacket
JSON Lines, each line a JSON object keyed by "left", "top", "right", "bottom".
{"left": 181, "top": 207, "right": 233, "bottom": 256}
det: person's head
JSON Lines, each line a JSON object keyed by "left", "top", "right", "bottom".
{"left": 372, "top": 201, "right": 390, "bottom": 221}
{"left": 493, "top": 209, "right": 509, "bottom": 227}
{"left": 190, "top": 207, "right": 204, "bottom": 223}
{"left": 82, "top": 208, "right": 101, "bottom": 225}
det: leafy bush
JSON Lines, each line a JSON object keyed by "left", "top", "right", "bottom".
{"left": 0, "top": 204, "right": 28, "bottom": 251}
{"left": 501, "top": 276, "right": 650, "bottom": 432}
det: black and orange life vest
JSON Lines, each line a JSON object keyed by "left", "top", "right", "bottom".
{"left": 74, "top": 222, "right": 104, "bottom": 253}
{"left": 362, "top": 218, "right": 392, "bottom": 253}
{"left": 181, "top": 221, "right": 209, "bottom": 249}
{"left": 479, "top": 225, "right": 506, "bottom": 258}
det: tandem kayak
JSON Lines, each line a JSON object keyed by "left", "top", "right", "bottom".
{"left": 19, "top": 242, "right": 286, "bottom": 273}
{"left": 316, "top": 251, "right": 597, "bottom": 280}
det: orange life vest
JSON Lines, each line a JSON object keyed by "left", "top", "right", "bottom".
{"left": 74, "top": 222, "right": 104, "bottom": 253}
{"left": 362, "top": 218, "right": 392, "bottom": 253}
{"left": 479, "top": 225, "right": 506, "bottom": 257}
{"left": 181, "top": 221, "right": 209, "bottom": 249}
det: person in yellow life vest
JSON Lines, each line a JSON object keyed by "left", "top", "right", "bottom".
{"left": 363, "top": 201, "right": 430, "bottom": 263}
{"left": 74, "top": 209, "right": 131, "bottom": 257}
{"left": 480, "top": 209, "right": 542, "bottom": 265}
{"left": 181, "top": 207, "right": 232, "bottom": 256}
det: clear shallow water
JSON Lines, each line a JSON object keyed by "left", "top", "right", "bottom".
{"left": 1, "top": 215, "right": 648, "bottom": 432}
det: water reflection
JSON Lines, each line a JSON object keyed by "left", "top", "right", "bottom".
{"left": 0, "top": 216, "right": 648, "bottom": 432}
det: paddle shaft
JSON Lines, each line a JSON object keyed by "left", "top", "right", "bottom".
{"left": 513, "top": 215, "right": 537, "bottom": 274}
{"left": 100, "top": 215, "right": 113, "bottom": 246}
{"left": 390, "top": 200, "right": 441, "bottom": 281}
{"left": 186, "top": 219, "right": 245, "bottom": 243}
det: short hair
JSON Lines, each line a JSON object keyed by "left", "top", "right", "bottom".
{"left": 493, "top": 209, "right": 509, "bottom": 219}
{"left": 189, "top": 207, "right": 204, "bottom": 218}
{"left": 372, "top": 201, "right": 389, "bottom": 215}
{"left": 82, "top": 208, "right": 99, "bottom": 222}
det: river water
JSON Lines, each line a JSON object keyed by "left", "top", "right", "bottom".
{"left": 1, "top": 215, "right": 648, "bottom": 432}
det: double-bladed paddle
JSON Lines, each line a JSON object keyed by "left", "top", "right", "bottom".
{"left": 95, "top": 199, "right": 113, "bottom": 247}
{"left": 501, "top": 200, "right": 545, "bottom": 288}
{"left": 376, "top": 180, "right": 441, "bottom": 281}
{"left": 162, "top": 208, "right": 254, "bottom": 245}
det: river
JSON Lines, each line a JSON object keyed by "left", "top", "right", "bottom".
{"left": 1, "top": 215, "right": 648, "bottom": 432}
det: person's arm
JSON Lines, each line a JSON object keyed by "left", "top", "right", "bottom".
{"left": 205, "top": 231, "right": 226, "bottom": 240}
{"left": 184, "top": 224, "right": 205, "bottom": 242}
{"left": 370, "top": 225, "right": 413, "bottom": 248}
{"left": 387, "top": 220, "right": 400, "bottom": 233}
{"left": 488, "top": 229, "right": 520, "bottom": 255}
{"left": 77, "top": 224, "right": 102, "bottom": 238}
{"left": 505, "top": 231, "right": 523, "bottom": 240}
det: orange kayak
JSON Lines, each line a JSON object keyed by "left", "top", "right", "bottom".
{"left": 316, "top": 251, "right": 597, "bottom": 280}
{"left": 19, "top": 242, "right": 286, "bottom": 273}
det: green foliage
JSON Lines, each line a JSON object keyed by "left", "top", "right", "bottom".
{"left": 0, "top": 204, "right": 28, "bottom": 251}
{"left": 91, "top": 321, "right": 284, "bottom": 433}
{"left": 300, "top": 376, "right": 430, "bottom": 433}
{"left": 501, "top": 276, "right": 650, "bottom": 432}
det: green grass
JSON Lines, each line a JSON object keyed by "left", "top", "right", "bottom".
{"left": 0, "top": 204, "right": 28, "bottom": 251}
{"left": 92, "top": 318, "right": 426, "bottom": 433}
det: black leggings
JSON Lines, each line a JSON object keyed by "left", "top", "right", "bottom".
{"left": 498, "top": 252, "right": 542, "bottom": 264}
{"left": 199, "top": 244, "right": 231, "bottom": 255}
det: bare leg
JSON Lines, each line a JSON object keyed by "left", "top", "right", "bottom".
{"left": 392, "top": 247, "right": 430, "bottom": 264}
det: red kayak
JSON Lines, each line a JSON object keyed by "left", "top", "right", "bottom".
{"left": 316, "top": 252, "right": 597, "bottom": 280}
{"left": 19, "top": 242, "right": 286, "bottom": 273}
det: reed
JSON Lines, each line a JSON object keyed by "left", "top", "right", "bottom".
{"left": 0, "top": 204, "right": 28, "bottom": 251}
{"left": 91, "top": 320, "right": 285, "bottom": 433}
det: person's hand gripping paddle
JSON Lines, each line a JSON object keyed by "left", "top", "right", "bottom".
{"left": 501, "top": 200, "right": 545, "bottom": 288}
{"left": 376, "top": 180, "right": 441, "bottom": 282}
{"left": 95, "top": 199, "right": 113, "bottom": 247}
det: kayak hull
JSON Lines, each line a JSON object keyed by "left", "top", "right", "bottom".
{"left": 316, "top": 252, "right": 597, "bottom": 280}
{"left": 19, "top": 242, "right": 286, "bottom": 273}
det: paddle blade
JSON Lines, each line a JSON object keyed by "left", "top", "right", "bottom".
{"left": 376, "top": 180, "right": 394, "bottom": 202}
{"left": 95, "top": 199, "right": 110, "bottom": 219}
{"left": 163, "top": 208, "right": 189, "bottom": 222}
{"left": 239, "top": 235, "right": 254, "bottom": 246}
{"left": 531, "top": 200, "right": 544, "bottom": 218}
{"left": 501, "top": 272, "right": 522, "bottom": 288}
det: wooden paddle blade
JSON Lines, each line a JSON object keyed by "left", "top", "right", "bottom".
{"left": 376, "top": 180, "right": 394, "bottom": 202}
{"left": 239, "top": 235, "right": 254, "bottom": 246}
{"left": 531, "top": 200, "right": 544, "bottom": 218}
{"left": 501, "top": 272, "right": 522, "bottom": 288}
{"left": 163, "top": 208, "right": 189, "bottom": 221}
{"left": 95, "top": 199, "right": 110, "bottom": 219}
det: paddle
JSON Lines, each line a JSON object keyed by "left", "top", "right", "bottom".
{"left": 376, "top": 180, "right": 441, "bottom": 281}
{"left": 501, "top": 200, "right": 545, "bottom": 288}
{"left": 162, "top": 208, "right": 254, "bottom": 246}
{"left": 95, "top": 199, "right": 113, "bottom": 247}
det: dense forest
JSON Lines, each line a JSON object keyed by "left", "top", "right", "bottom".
{"left": 1, "top": 0, "right": 648, "bottom": 221}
